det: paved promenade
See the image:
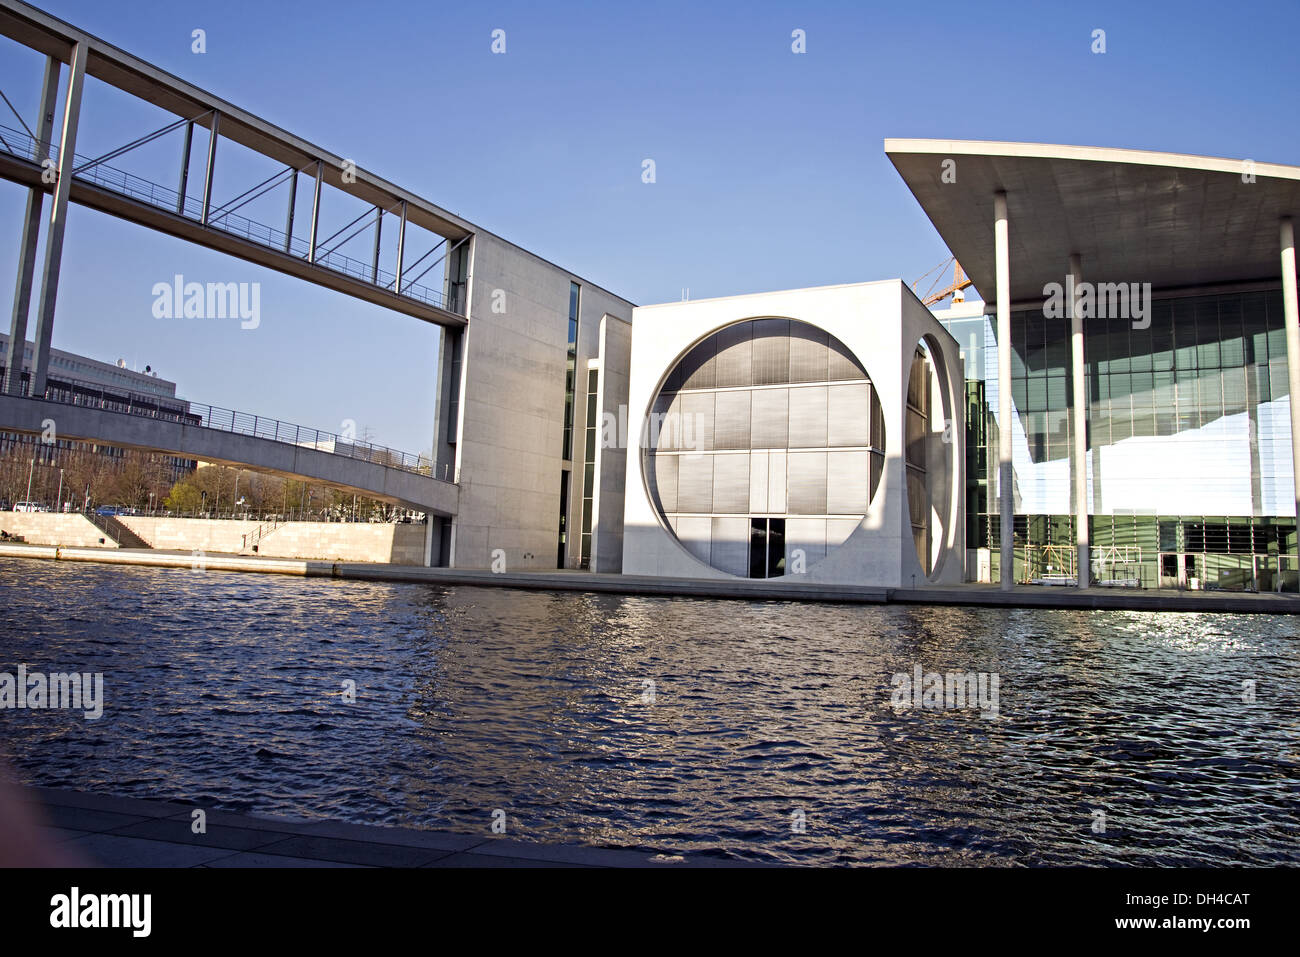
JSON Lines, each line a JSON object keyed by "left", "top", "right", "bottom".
{"left": 3, "top": 541, "right": 1299, "bottom": 613}
{"left": 2, "top": 541, "right": 1298, "bottom": 613}
{"left": 21, "top": 786, "right": 733, "bottom": 868}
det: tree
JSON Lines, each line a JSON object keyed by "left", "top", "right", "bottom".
{"left": 163, "top": 481, "right": 203, "bottom": 512}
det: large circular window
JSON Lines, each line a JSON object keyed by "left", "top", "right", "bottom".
{"left": 644, "top": 318, "right": 885, "bottom": 578}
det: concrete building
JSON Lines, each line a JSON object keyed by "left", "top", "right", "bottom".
{"left": 889, "top": 140, "right": 1300, "bottom": 591}
{"left": 620, "top": 283, "right": 964, "bottom": 588}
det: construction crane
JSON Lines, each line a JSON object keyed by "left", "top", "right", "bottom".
{"left": 912, "top": 257, "right": 973, "bottom": 306}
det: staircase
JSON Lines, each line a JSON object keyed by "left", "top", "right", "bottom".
{"left": 241, "top": 518, "right": 281, "bottom": 553}
{"left": 84, "top": 511, "right": 151, "bottom": 549}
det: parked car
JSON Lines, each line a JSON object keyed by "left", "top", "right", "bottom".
{"left": 95, "top": 505, "right": 124, "bottom": 517}
{"left": 12, "top": 502, "right": 47, "bottom": 512}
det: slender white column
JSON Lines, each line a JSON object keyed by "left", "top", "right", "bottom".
{"left": 5, "top": 56, "right": 60, "bottom": 395}
{"left": 1281, "top": 218, "right": 1300, "bottom": 556}
{"left": 1069, "top": 253, "right": 1090, "bottom": 587}
{"left": 995, "top": 191, "right": 1013, "bottom": 589}
{"left": 30, "top": 42, "right": 88, "bottom": 397}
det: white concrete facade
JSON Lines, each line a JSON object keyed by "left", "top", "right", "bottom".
{"left": 620, "top": 281, "right": 965, "bottom": 588}
{"left": 444, "top": 232, "right": 633, "bottom": 571}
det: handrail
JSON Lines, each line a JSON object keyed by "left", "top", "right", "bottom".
{"left": 0, "top": 370, "right": 453, "bottom": 482}
{"left": 0, "top": 123, "right": 462, "bottom": 315}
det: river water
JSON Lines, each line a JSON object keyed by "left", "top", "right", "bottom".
{"left": 1, "top": 557, "right": 1297, "bottom": 865}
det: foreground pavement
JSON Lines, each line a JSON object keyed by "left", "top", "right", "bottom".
{"left": 2, "top": 541, "right": 1299, "bottom": 613}
{"left": 20, "top": 787, "right": 741, "bottom": 868}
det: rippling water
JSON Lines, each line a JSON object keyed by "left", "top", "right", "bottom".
{"left": 1, "top": 557, "right": 1297, "bottom": 865}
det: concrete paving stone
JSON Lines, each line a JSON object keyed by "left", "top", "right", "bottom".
{"left": 249, "top": 835, "right": 452, "bottom": 867}
{"left": 469, "top": 838, "right": 670, "bottom": 867}
{"left": 290, "top": 819, "right": 486, "bottom": 852}
{"left": 40, "top": 805, "right": 153, "bottom": 834}
{"left": 25, "top": 786, "right": 192, "bottom": 818}
{"left": 63, "top": 833, "right": 238, "bottom": 867}
{"left": 203, "top": 852, "right": 372, "bottom": 868}
{"left": 160, "top": 807, "right": 322, "bottom": 835}
{"left": 37, "top": 826, "right": 92, "bottom": 844}
{"left": 422, "top": 852, "right": 592, "bottom": 868}
{"left": 109, "top": 816, "right": 294, "bottom": 851}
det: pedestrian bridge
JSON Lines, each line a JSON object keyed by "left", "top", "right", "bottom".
{"left": 0, "top": 376, "right": 457, "bottom": 515}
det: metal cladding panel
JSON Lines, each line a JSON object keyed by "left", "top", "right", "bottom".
{"left": 827, "top": 382, "right": 870, "bottom": 448}
{"left": 827, "top": 450, "right": 870, "bottom": 515}
{"left": 712, "top": 452, "right": 751, "bottom": 514}
{"left": 785, "top": 518, "right": 827, "bottom": 568}
{"left": 787, "top": 451, "right": 827, "bottom": 514}
{"left": 675, "top": 515, "right": 712, "bottom": 565}
{"left": 679, "top": 335, "right": 716, "bottom": 390}
{"left": 789, "top": 325, "right": 830, "bottom": 383}
{"left": 768, "top": 449, "right": 787, "bottom": 513}
{"left": 789, "top": 386, "right": 828, "bottom": 449}
{"left": 714, "top": 321, "right": 753, "bottom": 388}
{"left": 749, "top": 451, "right": 769, "bottom": 513}
{"left": 710, "top": 516, "right": 750, "bottom": 576}
{"left": 677, "top": 453, "right": 714, "bottom": 513}
{"left": 828, "top": 337, "right": 867, "bottom": 380}
{"left": 714, "top": 390, "right": 752, "bottom": 450}
{"left": 752, "top": 319, "right": 792, "bottom": 385}
{"left": 647, "top": 452, "right": 678, "bottom": 514}
{"left": 751, "top": 388, "right": 789, "bottom": 449}
{"left": 680, "top": 391, "right": 714, "bottom": 452}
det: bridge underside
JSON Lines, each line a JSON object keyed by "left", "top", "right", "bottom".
{"left": 0, "top": 395, "right": 458, "bottom": 515}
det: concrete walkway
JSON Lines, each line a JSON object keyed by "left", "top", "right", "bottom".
{"left": 22, "top": 786, "right": 732, "bottom": 868}
{"left": 2, "top": 541, "right": 1298, "bottom": 614}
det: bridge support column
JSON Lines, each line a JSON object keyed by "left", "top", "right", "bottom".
{"left": 30, "top": 42, "right": 88, "bottom": 398}
{"left": 5, "top": 55, "right": 60, "bottom": 396}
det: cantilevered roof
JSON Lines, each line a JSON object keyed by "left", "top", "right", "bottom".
{"left": 885, "top": 139, "right": 1300, "bottom": 303}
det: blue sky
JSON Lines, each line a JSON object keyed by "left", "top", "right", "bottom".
{"left": 1, "top": 0, "right": 1297, "bottom": 452}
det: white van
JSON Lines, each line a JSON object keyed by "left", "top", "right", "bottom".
{"left": 12, "top": 502, "right": 47, "bottom": 512}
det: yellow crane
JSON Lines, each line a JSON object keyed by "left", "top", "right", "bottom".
{"left": 912, "top": 257, "right": 973, "bottom": 306}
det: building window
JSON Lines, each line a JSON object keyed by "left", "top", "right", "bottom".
{"left": 579, "top": 367, "right": 599, "bottom": 569}
{"left": 562, "top": 282, "right": 580, "bottom": 461}
{"left": 557, "top": 282, "right": 580, "bottom": 567}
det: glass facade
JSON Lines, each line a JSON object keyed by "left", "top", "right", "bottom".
{"left": 944, "top": 288, "right": 1297, "bottom": 590}
{"left": 579, "top": 367, "right": 598, "bottom": 569}
{"left": 645, "top": 319, "right": 885, "bottom": 578}
{"left": 557, "top": 282, "right": 580, "bottom": 567}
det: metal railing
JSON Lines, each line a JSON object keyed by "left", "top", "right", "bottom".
{"left": 0, "top": 123, "right": 462, "bottom": 315}
{"left": 0, "top": 370, "right": 453, "bottom": 481}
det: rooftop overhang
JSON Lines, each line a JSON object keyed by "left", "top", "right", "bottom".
{"left": 885, "top": 139, "right": 1300, "bottom": 304}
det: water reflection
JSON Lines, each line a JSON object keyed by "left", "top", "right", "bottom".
{"left": 1, "top": 558, "right": 1297, "bottom": 865}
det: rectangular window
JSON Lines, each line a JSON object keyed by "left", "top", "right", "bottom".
{"left": 562, "top": 282, "right": 580, "bottom": 460}
{"left": 579, "top": 368, "right": 598, "bottom": 569}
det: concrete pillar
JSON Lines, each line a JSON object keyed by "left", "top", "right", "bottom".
{"left": 995, "top": 191, "right": 1013, "bottom": 589}
{"left": 30, "top": 42, "right": 88, "bottom": 398}
{"left": 199, "top": 112, "right": 220, "bottom": 225}
{"left": 1068, "top": 254, "right": 1090, "bottom": 587}
{"left": 5, "top": 56, "right": 60, "bottom": 396}
{"left": 1281, "top": 218, "right": 1300, "bottom": 558}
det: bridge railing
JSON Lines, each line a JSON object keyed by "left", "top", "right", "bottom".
{"left": 0, "top": 123, "right": 459, "bottom": 315}
{"left": 0, "top": 370, "right": 452, "bottom": 481}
